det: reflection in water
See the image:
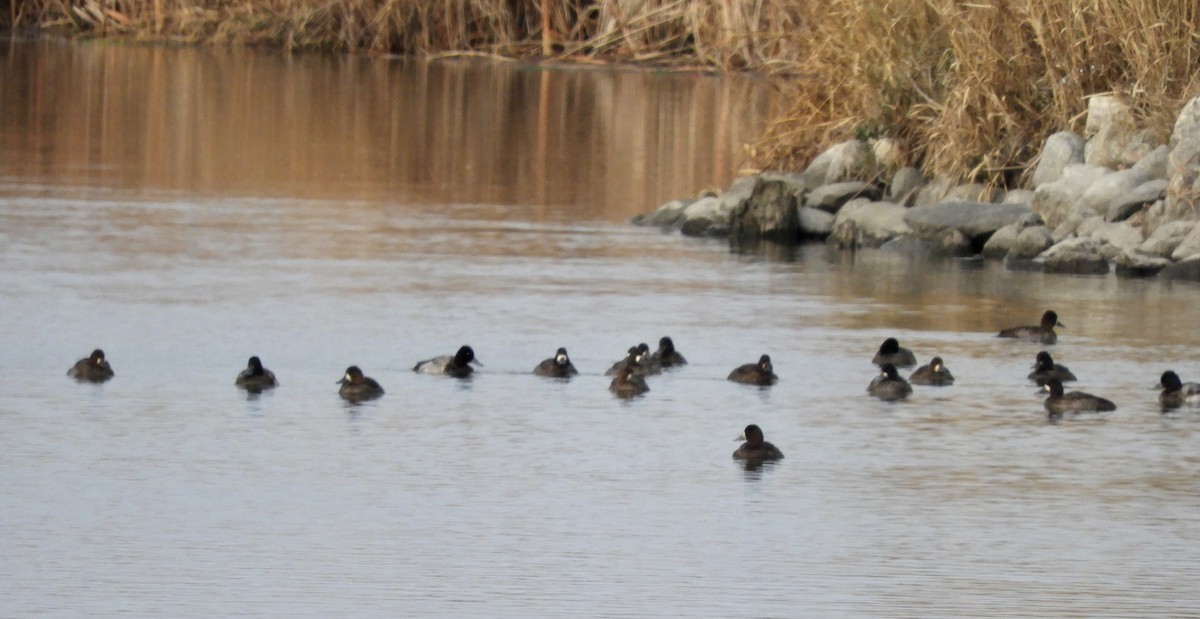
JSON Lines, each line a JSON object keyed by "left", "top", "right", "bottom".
{"left": 0, "top": 37, "right": 773, "bottom": 221}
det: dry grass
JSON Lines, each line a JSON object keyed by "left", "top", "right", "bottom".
{"left": 6, "top": 0, "right": 1200, "bottom": 184}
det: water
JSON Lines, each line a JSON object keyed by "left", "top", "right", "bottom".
{"left": 3, "top": 38, "right": 1200, "bottom": 617}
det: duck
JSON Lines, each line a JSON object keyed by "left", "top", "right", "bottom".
{"left": 908, "top": 356, "right": 954, "bottom": 386}
{"left": 868, "top": 363, "right": 912, "bottom": 401}
{"left": 68, "top": 349, "right": 114, "bottom": 383}
{"left": 235, "top": 356, "right": 277, "bottom": 391}
{"left": 998, "top": 310, "right": 1062, "bottom": 345}
{"left": 1028, "top": 351, "right": 1077, "bottom": 385}
{"left": 650, "top": 336, "right": 687, "bottom": 368}
{"left": 337, "top": 366, "right": 384, "bottom": 402}
{"left": 727, "top": 354, "right": 778, "bottom": 386}
{"left": 1041, "top": 378, "right": 1115, "bottom": 418}
{"left": 871, "top": 338, "right": 917, "bottom": 368}
{"left": 605, "top": 343, "right": 654, "bottom": 376}
{"left": 732, "top": 424, "right": 784, "bottom": 460}
{"left": 609, "top": 365, "right": 649, "bottom": 398}
{"left": 414, "top": 345, "right": 479, "bottom": 378}
{"left": 533, "top": 347, "right": 578, "bottom": 378}
{"left": 1157, "top": 370, "right": 1200, "bottom": 409}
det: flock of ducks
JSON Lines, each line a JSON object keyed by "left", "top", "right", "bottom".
{"left": 66, "top": 310, "right": 1199, "bottom": 464}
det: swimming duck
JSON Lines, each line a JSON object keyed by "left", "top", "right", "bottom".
{"left": 650, "top": 336, "right": 687, "bottom": 368}
{"left": 727, "top": 354, "right": 778, "bottom": 386}
{"left": 1157, "top": 370, "right": 1200, "bottom": 409}
{"left": 68, "top": 349, "right": 114, "bottom": 383}
{"left": 998, "top": 310, "right": 1062, "bottom": 345}
{"left": 1041, "top": 378, "right": 1115, "bottom": 418}
{"left": 337, "top": 366, "right": 384, "bottom": 402}
{"left": 605, "top": 344, "right": 653, "bottom": 376}
{"left": 871, "top": 338, "right": 917, "bottom": 368}
{"left": 868, "top": 363, "right": 912, "bottom": 401}
{"left": 533, "top": 347, "right": 578, "bottom": 378}
{"left": 235, "top": 356, "right": 277, "bottom": 391}
{"left": 908, "top": 356, "right": 954, "bottom": 386}
{"left": 732, "top": 424, "right": 784, "bottom": 460}
{"left": 1028, "top": 351, "right": 1077, "bottom": 385}
{"left": 609, "top": 365, "right": 649, "bottom": 398}
{"left": 414, "top": 345, "right": 479, "bottom": 378}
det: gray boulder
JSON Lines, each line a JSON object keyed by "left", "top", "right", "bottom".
{"left": 1077, "top": 168, "right": 1151, "bottom": 217}
{"left": 1006, "top": 225, "right": 1054, "bottom": 260}
{"left": 1119, "top": 129, "right": 1163, "bottom": 169}
{"left": 801, "top": 140, "right": 878, "bottom": 187}
{"left": 1035, "top": 238, "right": 1110, "bottom": 275}
{"left": 679, "top": 196, "right": 731, "bottom": 237}
{"left": 943, "top": 183, "right": 1001, "bottom": 203}
{"left": 1085, "top": 221, "right": 1144, "bottom": 260}
{"left": 829, "top": 199, "right": 912, "bottom": 248}
{"left": 1002, "top": 189, "right": 1035, "bottom": 206}
{"left": 798, "top": 207, "right": 834, "bottom": 238}
{"left": 1132, "top": 144, "right": 1170, "bottom": 180}
{"left": 1138, "top": 220, "right": 1196, "bottom": 257}
{"left": 903, "top": 201, "right": 1033, "bottom": 247}
{"left": 1084, "top": 94, "right": 1138, "bottom": 168}
{"left": 805, "top": 181, "right": 881, "bottom": 213}
{"left": 889, "top": 167, "right": 923, "bottom": 204}
{"left": 982, "top": 213, "right": 1043, "bottom": 259}
{"left": 1032, "top": 131, "right": 1085, "bottom": 188}
{"left": 1170, "top": 223, "right": 1200, "bottom": 261}
{"left": 1031, "top": 164, "right": 1110, "bottom": 228}
{"left": 729, "top": 177, "right": 800, "bottom": 241}
{"left": 1106, "top": 179, "right": 1167, "bottom": 222}
{"left": 913, "top": 177, "right": 955, "bottom": 207}
{"left": 1114, "top": 249, "right": 1170, "bottom": 278}
{"left": 633, "top": 198, "right": 694, "bottom": 228}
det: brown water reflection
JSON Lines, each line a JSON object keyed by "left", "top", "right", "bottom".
{"left": 1, "top": 38, "right": 772, "bottom": 220}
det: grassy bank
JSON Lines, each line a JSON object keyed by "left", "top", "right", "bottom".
{"left": 6, "top": 0, "right": 1199, "bottom": 185}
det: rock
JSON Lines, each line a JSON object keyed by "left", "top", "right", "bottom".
{"left": 1077, "top": 168, "right": 1150, "bottom": 217}
{"left": 805, "top": 181, "right": 881, "bottom": 213}
{"left": 889, "top": 167, "right": 923, "bottom": 204}
{"left": 1006, "top": 225, "right": 1054, "bottom": 260}
{"left": 729, "top": 177, "right": 800, "bottom": 241}
{"left": 1031, "top": 164, "right": 1110, "bottom": 228}
{"left": 679, "top": 196, "right": 731, "bottom": 237}
{"left": 1051, "top": 211, "right": 1087, "bottom": 242}
{"left": 879, "top": 236, "right": 935, "bottom": 254}
{"left": 1106, "top": 179, "right": 1167, "bottom": 222}
{"left": 982, "top": 213, "right": 1043, "bottom": 259}
{"left": 933, "top": 228, "right": 974, "bottom": 256}
{"left": 1035, "top": 238, "right": 1110, "bottom": 275}
{"left": 1119, "top": 128, "right": 1163, "bottom": 169}
{"left": 801, "top": 140, "right": 878, "bottom": 187}
{"left": 829, "top": 199, "right": 912, "bottom": 248}
{"left": 632, "top": 198, "right": 694, "bottom": 228}
{"left": 1084, "top": 94, "right": 1138, "bottom": 168}
{"left": 1161, "top": 255, "right": 1200, "bottom": 281}
{"left": 1032, "top": 131, "right": 1085, "bottom": 188}
{"left": 1085, "top": 221, "right": 1144, "bottom": 260}
{"left": 871, "top": 138, "right": 903, "bottom": 174}
{"left": 757, "top": 171, "right": 809, "bottom": 194}
{"left": 1138, "top": 220, "right": 1196, "bottom": 257}
{"left": 943, "top": 183, "right": 1001, "bottom": 203}
{"left": 903, "top": 201, "right": 1033, "bottom": 247}
{"left": 1170, "top": 222, "right": 1200, "bottom": 261}
{"left": 1165, "top": 134, "right": 1200, "bottom": 223}
{"left": 1114, "top": 250, "right": 1169, "bottom": 278}
{"left": 798, "top": 207, "right": 834, "bottom": 238}
{"left": 1171, "top": 94, "right": 1200, "bottom": 148}
{"left": 1002, "top": 189, "right": 1035, "bottom": 206}
{"left": 1132, "top": 144, "right": 1170, "bottom": 180}
{"left": 913, "top": 177, "right": 955, "bottom": 207}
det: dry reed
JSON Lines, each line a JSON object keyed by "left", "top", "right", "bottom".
{"left": 5, "top": 0, "right": 1200, "bottom": 184}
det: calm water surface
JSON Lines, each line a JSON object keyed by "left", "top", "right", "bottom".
{"left": 3, "top": 38, "right": 1200, "bottom": 617}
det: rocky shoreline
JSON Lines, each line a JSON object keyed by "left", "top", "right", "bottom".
{"left": 634, "top": 94, "right": 1200, "bottom": 280}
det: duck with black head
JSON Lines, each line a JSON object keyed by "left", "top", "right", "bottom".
{"left": 1028, "top": 351, "right": 1077, "bottom": 385}
{"left": 235, "top": 356, "right": 277, "bottom": 391}
{"left": 727, "top": 354, "right": 778, "bottom": 386}
{"left": 1157, "top": 370, "right": 1200, "bottom": 410}
{"left": 732, "top": 424, "right": 784, "bottom": 461}
{"left": 1041, "top": 379, "right": 1115, "bottom": 418}
{"left": 999, "top": 310, "right": 1062, "bottom": 345}
{"left": 871, "top": 338, "right": 917, "bottom": 368}
{"left": 650, "top": 336, "right": 687, "bottom": 368}
{"left": 414, "top": 345, "right": 480, "bottom": 378}
{"left": 609, "top": 365, "right": 649, "bottom": 398}
{"left": 909, "top": 356, "right": 954, "bottom": 386}
{"left": 533, "top": 347, "right": 578, "bottom": 378}
{"left": 868, "top": 363, "right": 912, "bottom": 401}
{"left": 338, "top": 366, "right": 385, "bottom": 402}
{"left": 68, "top": 349, "right": 114, "bottom": 383}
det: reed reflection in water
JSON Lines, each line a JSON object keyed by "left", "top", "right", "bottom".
{"left": 0, "top": 38, "right": 773, "bottom": 220}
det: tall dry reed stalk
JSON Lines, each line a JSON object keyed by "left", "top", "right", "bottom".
{"left": 5, "top": 0, "right": 1200, "bottom": 183}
